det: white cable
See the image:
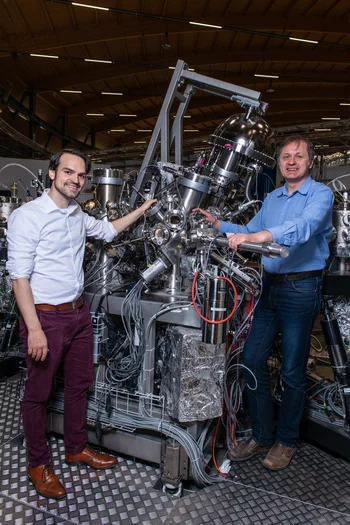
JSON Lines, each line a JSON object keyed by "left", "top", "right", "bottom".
{"left": 326, "top": 173, "right": 350, "bottom": 188}
{"left": 0, "top": 163, "right": 45, "bottom": 191}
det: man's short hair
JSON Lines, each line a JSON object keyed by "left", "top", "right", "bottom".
{"left": 277, "top": 136, "right": 315, "bottom": 165}
{"left": 48, "top": 149, "right": 91, "bottom": 174}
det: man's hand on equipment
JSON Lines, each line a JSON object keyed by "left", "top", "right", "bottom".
{"left": 139, "top": 198, "right": 158, "bottom": 213}
{"left": 27, "top": 327, "right": 49, "bottom": 362}
{"left": 227, "top": 233, "right": 251, "bottom": 251}
{"left": 192, "top": 208, "right": 216, "bottom": 225}
{"left": 228, "top": 230, "right": 273, "bottom": 251}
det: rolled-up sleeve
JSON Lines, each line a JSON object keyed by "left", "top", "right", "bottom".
{"left": 84, "top": 213, "right": 117, "bottom": 242}
{"left": 6, "top": 208, "right": 39, "bottom": 280}
{"left": 219, "top": 208, "right": 265, "bottom": 235}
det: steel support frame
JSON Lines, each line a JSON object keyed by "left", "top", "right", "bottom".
{"left": 130, "top": 59, "right": 264, "bottom": 207}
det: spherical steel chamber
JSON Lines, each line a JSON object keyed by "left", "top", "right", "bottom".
{"left": 207, "top": 112, "right": 276, "bottom": 183}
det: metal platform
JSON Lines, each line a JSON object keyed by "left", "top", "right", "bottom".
{"left": 1, "top": 377, "right": 350, "bottom": 524}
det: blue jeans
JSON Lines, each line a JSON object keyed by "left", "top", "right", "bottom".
{"left": 243, "top": 276, "right": 322, "bottom": 447}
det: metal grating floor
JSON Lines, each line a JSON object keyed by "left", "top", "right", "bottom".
{"left": 1, "top": 377, "right": 350, "bottom": 524}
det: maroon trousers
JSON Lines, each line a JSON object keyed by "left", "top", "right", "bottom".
{"left": 20, "top": 301, "right": 94, "bottom": 467}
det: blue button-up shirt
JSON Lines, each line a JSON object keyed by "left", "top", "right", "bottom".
{"left": 219, "top": 177, "right": 334, "bottom": 273}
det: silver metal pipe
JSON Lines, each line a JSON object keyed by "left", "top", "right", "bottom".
{"left": 202, "top": 276, "right": 228, "bottom": 344}
{"left": 214, "top": 236, "right": 289, "bottom": 258}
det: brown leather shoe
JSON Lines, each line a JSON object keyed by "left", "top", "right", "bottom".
{"left": 228, "top": 436, "right": 272, "bottom": 462}
{"left": 28, "top": 464, "right": 66, "bottom": 500}
{"left": 65, "top": 445, "right": 118, "bottom": 470}
{"left": 262, "top": 443, "right": 296, "bottom": 470}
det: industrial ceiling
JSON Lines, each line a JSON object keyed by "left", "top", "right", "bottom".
{"left": 1, "top": 0, "right": 350, "bottom": 162}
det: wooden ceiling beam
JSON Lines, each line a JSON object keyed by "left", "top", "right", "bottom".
{"left": 60, "top": 85, "right": 350, "bottom": 114}
{"left": 90, "top": 100, "right": 350, "bottom": 137}
{"left": 0, "top": 13, "right": 349, "bottom": 55}
{"left": 0, "top": 19, "right": 193, "bottom": 54}
{"left": 30, "top": 49, "right": 350, "bottom": 90}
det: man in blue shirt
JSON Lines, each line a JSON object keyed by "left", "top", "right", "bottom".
{"left": 195, "top": 136, "right": 334, "bottom": 470}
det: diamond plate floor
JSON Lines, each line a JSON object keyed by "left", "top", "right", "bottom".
{"left": 1, "top": 376, "right": 350, "bottom": 524}
{"left": 165, "top": 480, "right": 350, "bottom": 525}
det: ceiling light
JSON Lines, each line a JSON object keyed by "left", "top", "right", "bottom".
{"left": 119, "top": 114, "right": 137, "bottom": 117}
{"left": 137, "top": 129, "right": 152, "bottom": 132}
{"left": 60, "top": 90, "right": 82, "bottom": 94}
{"left": 72, "top": 2, "right": 109, "bottom": 10}
{"left": 340, "top": 103, "right": 350, "bottom": 106}
{"left": 111, "top": 129, "right": 126, "bottom": 132}
{"left": 289, "top": 37, "right": 318, "bottom": 44}
{"left": 189, "top": 21, "right": 222, "bottom": 29}
{"left": 255, "top": 74, "right": 279, "bottom": 79}
{"left": 85, "top": 58, "right": 113, "bottom": 64}
{"left": 188, "top": 68, "right": 195, "bottom": 71}
{"left": 86, "top": 113, "right": 104, "bottom": 116}
{"left": 314, "top": 128, "right": 332, "bottom": 131}
{"left": 18, "top": 113, "right": 29, "bottom": 121}
{"left": 134, "top": 141, "right": 147, "bottom": 144}
{"left": 30, "top": 53, "right": 59, "bottom": 59}
{"left": 169, "top": 66, "right": 176, "bottom": 70}
{"left": 184, "top": 129, "right": 199, "bottom": 132}
{"left": 101, "top": 92, "right": 123, "bottom": 95}
{"left": 322, "top": 117, "right": 341, "bottom": 120}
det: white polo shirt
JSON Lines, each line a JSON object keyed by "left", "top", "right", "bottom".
{"left": 6, "top": 190, "right": 117, "bottom": 305}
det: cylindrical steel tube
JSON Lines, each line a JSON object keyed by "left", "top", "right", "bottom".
{"left": 214, "top": 236, "right": 289, "bottom": 258}
{"left": 202, "top": 276, "right": 228, "bottom": 344}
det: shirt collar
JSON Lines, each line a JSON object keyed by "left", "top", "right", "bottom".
{"left": 277, "top": 176, "right": 312, "bottom": 197}
{"left": 40, "top": 189, "right": 79, "bottom": 215}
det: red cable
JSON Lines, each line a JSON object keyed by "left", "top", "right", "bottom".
{"left": 191, "top": 271, "right": 238, "bottom": 325}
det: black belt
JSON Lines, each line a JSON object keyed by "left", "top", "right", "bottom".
{"left": 264, "top": 270, "right": 323, "bottom": 282}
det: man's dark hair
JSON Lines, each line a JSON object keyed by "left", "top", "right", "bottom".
{"left": 277, "top": 135, "right": 315, "bottom": 165}
{"left": 48, "top": 149, "right": 91, "bottom": 174}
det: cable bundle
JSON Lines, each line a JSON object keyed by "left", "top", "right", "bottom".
{"left": 104, "top": 280, "right": 146, "bottom": 384}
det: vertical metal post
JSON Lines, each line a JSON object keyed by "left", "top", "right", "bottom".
{"left": 171, "top": 83, "right": 194, "bottom": 166}
{"left": 130, "top": 60, "right": 188, "bottom": 208}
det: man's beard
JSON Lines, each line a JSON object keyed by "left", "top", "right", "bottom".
{"left": 54, "top": 179, "right": 82, "bottom": 200}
